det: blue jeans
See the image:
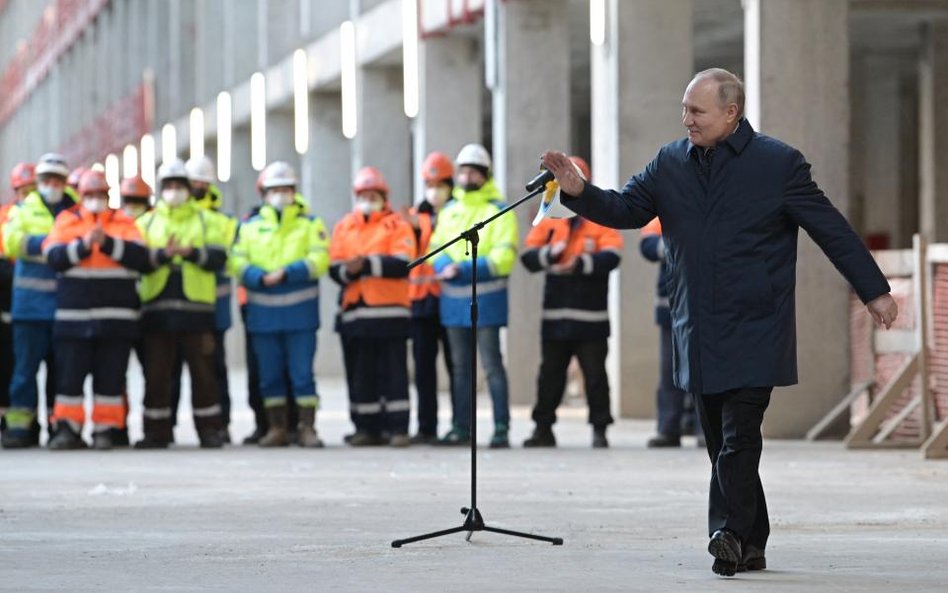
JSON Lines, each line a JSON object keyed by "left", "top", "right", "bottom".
{"left": 251, "top": 331, "right": 318, "bottom": 407}
{"left": 446, "top": 326, "right": 510, "bottom": 431}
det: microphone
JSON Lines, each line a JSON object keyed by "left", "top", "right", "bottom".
{"left": 525, "top": 168, "right": 555, "bottom": 192}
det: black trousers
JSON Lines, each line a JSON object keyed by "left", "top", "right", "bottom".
{"left": 170, "top": 330, "right": 231, "bottom": 426}
{"left": 409, "top": 315, "right": 453, "bottom": 436}
{"left": 532, "top": 337, "right": 613, "bottom": 428}
{"left": 694, "top": 386, "right": 772, "bottom": 550}
{"left": 348, "top": 336, "right": 410, "bottom": 435}
{"left": 143, "top": 331, "right": 222, "bottom": 441}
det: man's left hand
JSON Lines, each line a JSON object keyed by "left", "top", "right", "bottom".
{"left": 867, "top": 293, "right": 898, "bottom": 330}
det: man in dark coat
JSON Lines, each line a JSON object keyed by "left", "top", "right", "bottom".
{"left": 542, "top": 68, "right": 898, "bottom": 577}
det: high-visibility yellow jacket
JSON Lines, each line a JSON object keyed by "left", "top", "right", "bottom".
{"left": 429, "top": 179, "right": 518, "bottom": 327}
{"left": 231, "top": 202, "right": 329, "bottom": 333}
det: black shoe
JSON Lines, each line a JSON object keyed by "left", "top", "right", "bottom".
{"left": 409, "top": 432, "right": 438, "bottom": 445}
{"left": 92, "top": 431, "right": 114, "bottom": 451}
{"left": 243, "top": 426, "right": 267, "bottom": 445}
{"left": 219, "top": 428, "right": 231, "bottom": 444}
{"left": 523, "top": 426, "right": 556, "bottom": 448}
{"left": 48, "top": 424, "right": 88, "bottom": 450}
{"left": 134, "top": 436, "right": 170, "bottom": 450}
{"left": 646, "top": 434, "right": 681, "bottom": 448}
{"left": 436, "top": 428, "right": 471, "bottom": 446}
{"left": 738, "top": 544, "right": 766, "bottom": 572}
{"left": 199, "top": 431, "right": 225, "bottom": 449}
{"left": 592, "top": 426, "right": 609, "bottom": 449}
{"left": 709, "top": 529, "right": 742, "bottom": 577}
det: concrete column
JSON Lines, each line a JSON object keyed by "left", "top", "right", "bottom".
{"left": 492, "top": 0, "right": 571, "bottom": 407}
{"left": 919, "top": 20, "right": 948, "bottom": 243}
{"left": 222, "top": 125, "right": 256, "bottom": 367}
{"left": 747, "top": 0, "right": 851, "bottom": 437}
{"left": 355, "top": 66, "right": 412, "bottom": 209}
{"left": 413, "top": 35, "right": 482, "bottom": 204}
{"left": 266, "top": 108, "right": 299, "bottom": 166}
{"left": 591, "top": 0, "right": 693, "bottom": 419}
{"left": 304, "top": 92, "right": 352, "bottom": 378}
{"left": 851, "top": 55, "right": 906, "bottom": 248}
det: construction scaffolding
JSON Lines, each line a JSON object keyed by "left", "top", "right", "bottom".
{"left": 808, "top": 235, "right": 948, "bottom": 459}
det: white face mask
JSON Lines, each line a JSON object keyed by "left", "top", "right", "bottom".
{"left": 161, "top": 188, "right": 189, "bottom": 207}
{"left": 83, "top": 198, "right": 108, "bottom": 214}
{"left": 425, "top": 186, "right": 451, "bottom": 209}
{"left": 39, "top": 184, "right": 64, "bottom": 204}
{"left": 355, "top": 200, "right": 383, "bottom": 215}
{"left": 266, "top": 191, "right": 294, "bottom": 211}
{"left": 123, "top": 203, "right": 147, "bottom": 219}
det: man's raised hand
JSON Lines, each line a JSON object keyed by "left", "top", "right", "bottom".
{"left": 541, "top": 151, "right": 585, "bottom": 196}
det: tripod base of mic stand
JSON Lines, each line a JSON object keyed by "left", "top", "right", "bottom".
{"left": 391, "top": 507, "right": 564, "bottom": 548}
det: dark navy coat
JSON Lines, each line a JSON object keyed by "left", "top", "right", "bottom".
{"left": 563, "top": 119, "right": 890, "bottom": 395}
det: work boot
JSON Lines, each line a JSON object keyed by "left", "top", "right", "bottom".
{"left": 297, "top": 407, "right": 324, "bottom": 448}
{"left": 647, "top": 433, "right": 681, "bottom": 448}
{"left": 389, "top": 433, "right": 411, "bottom": 447}
{"left": 243, "top": 425, "right": 266, "bottom": 445}
{"left": 409, "top": 432, "right": 438, "bottom": 445}
{"left": 259, "top": 405, "right": 290, "bottom": 447}
{"left": 592, "top": 426, "right": 609, "bottom": 449}
{"left": 48, "top": 423, "right": 88, "bottom": 450}
{"left": 133, "top": 435, "right": 170, "bottom": 449}
{"left": 348, "top": 431, "right": 386, "bottom": 447}
{"left": 523, "top": 425, "right": 556, "bottom": 448}
{"left": 219, "top": 428, "right": 232, "bottom": 445}
{"left": 436, "top": 426, "right": 471, "bottom": 446}
{"left": 1, "top": 430, "right": 34, "bottom": 449}
{"left": 199, "top": 430, "right": 225, "bottom": 449}
{"left": 110, "top": 427, "right": 130, "bottom": 448}
{"left": 489, "top": 424, "right": 510, "bottom": 449}
{"left": 92, "top": 431, "right": 114, "bottom": 451}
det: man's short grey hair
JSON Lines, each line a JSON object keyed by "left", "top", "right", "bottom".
{"left": 692, "top": 68, "right": 745, "bottom": 118}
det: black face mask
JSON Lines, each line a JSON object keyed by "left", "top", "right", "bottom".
{"left": 192, "top": 187, "right": 207, "bottom": 200}
{"left": 461, "top": 182, "right": 482, "bottom": 192}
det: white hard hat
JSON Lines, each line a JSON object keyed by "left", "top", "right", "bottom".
{"left": 157, "top": 159, "right": 190, "bottom": 185}
{"left": 35, "top": 153, "right": 70, "bottom": 178}
{"left": 186, "top": 156, "right": 216, "bottom": 183}
{"left": 261, "top": 161, "right": 298, "bottom": 190}
{"left": 455, "top": 143, "right": 492, "bottom": 170}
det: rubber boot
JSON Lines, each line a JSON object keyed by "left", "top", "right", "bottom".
{"left": 297, "top": 406, "right": 324, "bottom": 448}
{"left": 258, "top": 405, "right": 289, "bottom": 447}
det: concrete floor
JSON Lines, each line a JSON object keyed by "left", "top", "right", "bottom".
{"left": 1, "top": 375, "right": 947, "bottom": 592}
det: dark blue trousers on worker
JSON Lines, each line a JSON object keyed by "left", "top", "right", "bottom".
{"left": 657, "top": 323, "right": 701, "bottom": 437}
{"left": 6, "top": 321, "right": 56, "bottom": 436}
{"left": 694, "top": 386, "right": 772, "bottom": 551}
{"left": 251, "top": 331, "right": 318, "bottom": 407}
{"left": 410, "top": 315, "right": 453, "bottom": 436}
{"left": 348, "top": 336, "right": 409, "bottom": 435}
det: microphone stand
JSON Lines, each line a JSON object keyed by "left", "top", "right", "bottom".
{"left": 391, "top": 182, "right": 563, "bottom": 548}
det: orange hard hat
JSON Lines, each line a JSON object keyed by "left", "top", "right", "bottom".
{"left": 569, "top": 156, "right": 591, "bottom": 181}
{"left": 353, "top": 166, "right": 390, "bottom": 196}
{"left": 67, "top": 166, "right": 89, "bottom": 188}
{"left": 120, "top": 175, "right": 152, "bottom": 198}
{"left": 421, "top": 152, "right": 454, "bottom": 183}
{"left": 78, "top": 170, "right": 110, "bottom": 196}
{"left": 10, "top": 162, "right": 36, "bottom": 190}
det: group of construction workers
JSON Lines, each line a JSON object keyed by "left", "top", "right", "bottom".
{"left": 0, "top": 143, "right": 692, "bottom": 452}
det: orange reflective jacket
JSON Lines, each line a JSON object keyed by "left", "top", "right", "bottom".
{"left": 408, "top": 209, "right": 440, "bottom": 303}
{"left": 640, "top": 216, "right": 662, "bottom": 238}
{"left": 524, "top": 217, "right": 624, "bottom": 262}
{"left": 330, "top": 209, "right": 415, "bottom": 311}
{"left": 44, "top": 208, "right": 143, "bottom": 270}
